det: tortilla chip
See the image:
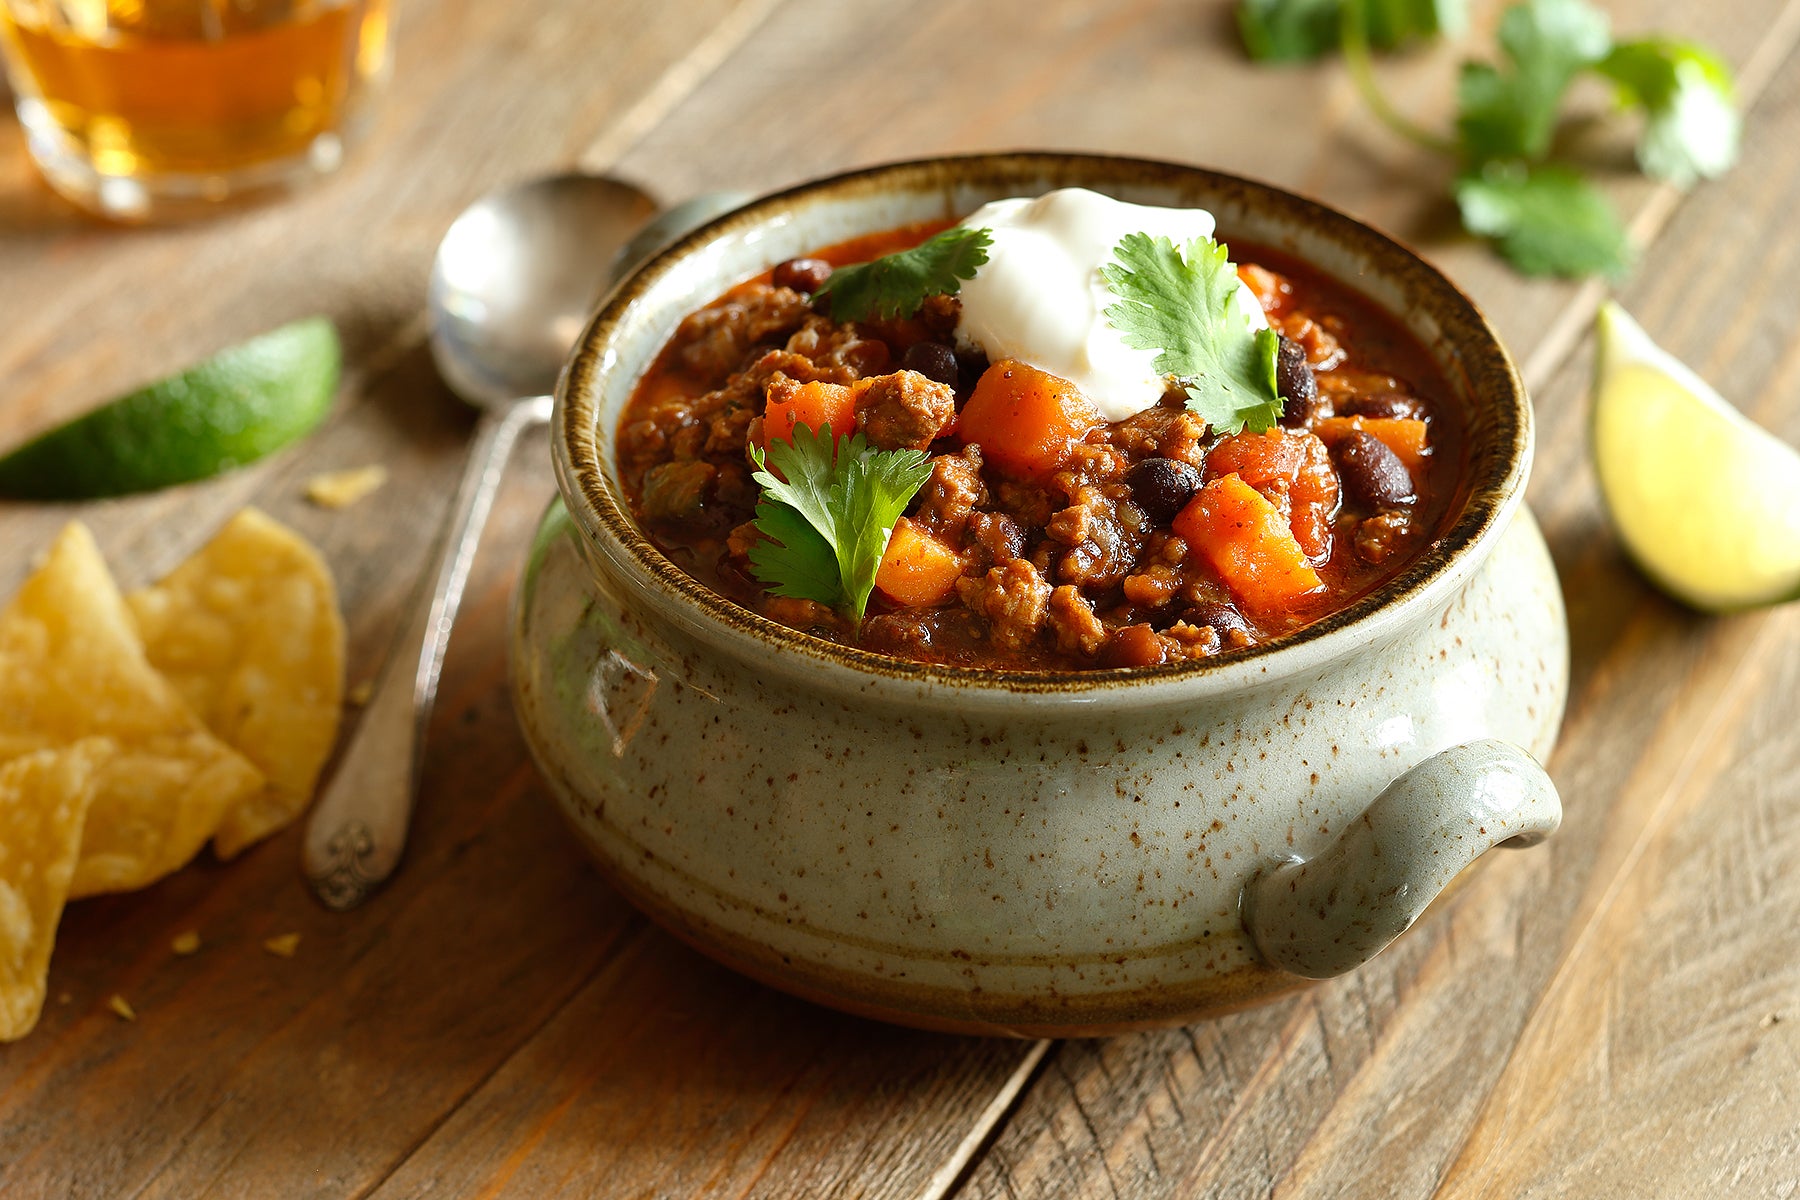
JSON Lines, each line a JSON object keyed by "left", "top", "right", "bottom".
{"left": 305, "top": 465, "right": 388, "bottom": 509}
{"left": 0, "top": 741, "right": 112, "bottom": 1042}
{"left": 128, "top": 509, "right": 345, "bottom": 859}
{"left": 0, "top": 523, "right": 264, "bottom": 897}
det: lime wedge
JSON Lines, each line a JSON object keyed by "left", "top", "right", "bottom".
{"left": 1592, "top": 302, "right": 1800, "bottom": 611}
{"left": 0, "top": 317, "right": 341, "bottom": 500}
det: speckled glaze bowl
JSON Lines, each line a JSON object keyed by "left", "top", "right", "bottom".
{"left": 510, "top": 154, "right": 1568, "bottom": 1037}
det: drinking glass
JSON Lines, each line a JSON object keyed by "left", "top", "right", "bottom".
{"left": 0, "top": 0, "right": 391, "bottom": 220}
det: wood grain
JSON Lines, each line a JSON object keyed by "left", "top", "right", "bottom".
{"left": 950, "top": 4, "right": 1800, "bottom": 1196}
{"left": 2, "top": 0, "right": 1798, "bottom": 1195}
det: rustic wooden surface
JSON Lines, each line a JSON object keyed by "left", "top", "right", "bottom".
{"left": 2, "top": 0, "right": 1797, "bottom": 1195}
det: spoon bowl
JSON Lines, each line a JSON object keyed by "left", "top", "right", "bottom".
{"left": 427, "top": 174, "right": 657, "bottom": 410}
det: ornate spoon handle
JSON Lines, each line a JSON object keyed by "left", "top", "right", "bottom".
{"left": 303, "top": 392, "right": 553, "bottom": 909}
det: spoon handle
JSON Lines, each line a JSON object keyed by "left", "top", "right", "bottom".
{"left": 304, "top": 392, "right": 555, "bottom": 910}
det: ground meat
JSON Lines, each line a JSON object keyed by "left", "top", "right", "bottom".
{"left": 965, "top": 511, "right": 1025, "bottom": 570}
{"left": 639, "top": 461, "right": 715, "bottom": 521}
{"left": 1100, "top": 624, "right": 1168, "bottom": 668}
{"left": 1108, "top": 403, "right": 1209, "bottom": 467}
{"left": 1280, "top": 312, "right": 1344, "bottom": 371}
{"left": 1288, "top": 433, "right": 1339, "bottom": 560}
{"left": 993, "top": 479, "right": 1055, "bottom": 530}
{"left": 785, "top": 315, "right": 891, "bottom": 378}
{"left": 1355, "top": 510, "right": 1413, "bottom": 564}
{"left": 913, "top": 447, "right": 987, "bottom": 541}
{"left": 854, "top": 370, "right": 957, "bottom": 451}
{"left": 696, "top": 351, "right": 854, "bottom": 457}
{"left": 1317, "top": 369, "right": 1417, "bottom": 411}
{"left": 915, "top": 294, "right": 962, "bottom": 343}
{"left": 860, "top": 612, "right": 938, "bottom": 659}
{"left": 713, "top": 461, "right": 756, "bottom": 509}
{"left": 1045, "top": 485, "right": 1139, "bottom": 590}
{"left": 673, "top": 285, "right": 813, "bottom": 382}
{"left": 1165, "top": 621, "right": 1227, "bottom": 659}
{"left": 762, "top": 595, "right": 841, "bottom": 631}
{"left": 957, "top": 559, "right": 1051, "bottom": 651}
{"left": 1046, "top": 586, "right": 1106, "bottom": 657}
{"left": 1121, "top": 564, "right": 1182, "bottom": 610}
{"left": 707, "top": 405, "right": 757, "bottom": 457}
{"left": 724, "top": 520, "right": 761, "bottom": 571}
{"left": 618, "top": 414, "right": 676, "bottom": 471}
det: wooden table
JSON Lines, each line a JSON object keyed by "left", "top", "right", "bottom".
{"left": 3, "top": 1, "right": 1798, "bottom": 1195}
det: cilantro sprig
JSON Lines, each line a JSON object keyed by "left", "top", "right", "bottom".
{"left": 1236, "top": 0, "right": 1741, "bottom": 279}
{"left": 1597, "top": 39, "right": 1741, "bottom": 187}
{"left": 811, "top": 226, "right": 993, "bottom": 322}
{"left": 1238, "top": 0, "right": 1462, "bottom": 63}
{"left": 1100, "top": 233, "right": 1283, "bottom": 435}
{"left": 746, "top": 425, "right": 934, "bottom": 625}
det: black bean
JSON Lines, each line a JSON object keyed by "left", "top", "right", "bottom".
{"left": 1335, "top": 430, "right": 1416, "bottom": 509}
{"left": 901, "top": 341, "right": 961, "bottom": 388}
{"left": 1186, "top": 601, "right": 1254, "bottom": 645}
{"left": 1126, "top": 457, "right": 1202, "bottom": 523}
{"left": 955, "top": 345, "right": 990, "bottom": 393}
{"left": 1341, "top": 391, "right": 1427, "bottom": 421}
{"left": 771, "top": 257, "right": 832, "bottom": 293}
{"left": 1275, "top": 335, "right": 1320, "bottom": 428}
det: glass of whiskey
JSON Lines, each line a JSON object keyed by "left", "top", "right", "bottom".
{"left": 0, "top": 0, "right": 391, "bottom": 220}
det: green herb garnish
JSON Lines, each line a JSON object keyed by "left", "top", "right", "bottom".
{"left": 1238, "top": 0, "right": 1461, "bottom": 63}
{"left": 1597, "top": 39, "right": 1741, "bottom": 187}
{"left": 1454, "top": 162, "right": 1632, "bottom": 279}
{"left": 1100, "top": 233, "right": 1283, "bottom": 436}
{"left": 1234, "top": 0, "right": 1739, "bottom": 279}
{"left": 747, "top": 425, "right": 935, "bottom": 625}
{"left": 1455, "top": 0, "right": 1611, "bottom": 163}
{"left": 811, "top": 226, "right": 992, "bottom": 322}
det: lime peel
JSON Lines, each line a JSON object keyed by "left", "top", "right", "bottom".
{"left": 0, "top": 318, "right": 341, "bottom": 500}
{"left": 1592, "top": 302, "right": 1800, "bottom": 612}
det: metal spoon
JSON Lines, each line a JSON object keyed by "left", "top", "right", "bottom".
{"left": 303, "top": 175, "right": 745, "bottom": 910}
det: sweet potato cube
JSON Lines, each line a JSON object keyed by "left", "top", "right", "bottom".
{"left": 875, "top": 519, "right": 963, "bottom": 607}
{"left": 1174, "top": 474, "right": 1324, "bottom": 615}
{"left": 762, "top": 377, "right": 858, "bottom": 448}
{"left": 956, "top": 360, "right": 1102, "bottom": 480}
{"left": 1313, "top": 416, "right": 1428, "bottom": 471}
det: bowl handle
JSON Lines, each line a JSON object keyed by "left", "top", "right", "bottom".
{"left": 1242, "top": 739, "right": 1561, "bottom": 979}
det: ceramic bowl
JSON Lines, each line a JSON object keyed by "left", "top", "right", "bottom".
{"left": 510, "top": 153, "right": 1568, "bottom": 1036}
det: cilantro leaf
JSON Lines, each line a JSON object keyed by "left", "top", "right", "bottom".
{"left": 747, "top": 500, "right": 842, "bottom": 609}
{"left": 1237, "top": 0, "right": 1464, "bottom": 63}
{"left": 1100, "top": 233, "right": 1284, "bottom": 435}
{"left": 1597, "top": 39, "right": 1740, "bottom": 187}
{"left": 1456, "top": 0, "right": 1611, "bottom": 164}
{"left": 811, "top": 227, "right": 992, "bottom": 323}
{"left": 1454, "top": 162, "right": 1632, "bottom": 278}
{"left": 747, "top": 425, "right": 935, "bottom": 624}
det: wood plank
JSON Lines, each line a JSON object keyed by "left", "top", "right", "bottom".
{"left": 365, "top": 920, "right": 1042, "bottom": 1200}
{"left": 938, "top": 4, "right": 1800, "bottom": 1198}
{"left": 1433, "top": 609, "right": 1800, "bottom": 1197}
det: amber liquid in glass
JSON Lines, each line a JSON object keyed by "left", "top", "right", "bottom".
{"left": 0, "top": 0, "right": 390, "bottom": 217}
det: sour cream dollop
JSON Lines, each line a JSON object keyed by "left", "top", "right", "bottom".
{"left": 952, "top": 188, "right": 1269, "bottom": 422}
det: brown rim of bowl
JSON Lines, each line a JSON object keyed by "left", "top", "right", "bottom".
{"left": 556, "top": 152, "right": 1529, "bottom": 695}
